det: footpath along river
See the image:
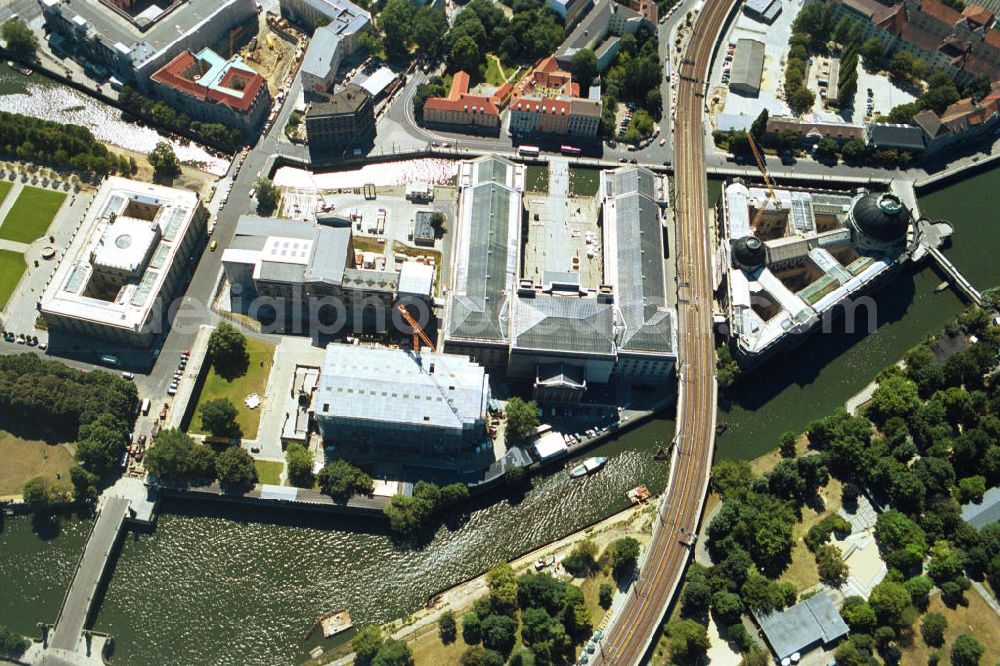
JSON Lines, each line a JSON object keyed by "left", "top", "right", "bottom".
{"left": 0, "top": 165, "right": 994, "bottom": 663}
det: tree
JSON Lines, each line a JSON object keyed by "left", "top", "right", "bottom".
{"left": 504, "top": 397, "right": 539, "bottom": 443}
{"left": 778, "top": 431, "right": 797, "bottom": 458}
{"left": 486, "top": 563, "right": 519, "bottom": 615}
{"left": 562, "top": 538, "right": 598, "bottom": 576}
{"left": 215, "top": 446, "right": 257, "bottom": 492}
{"left": 860, "top": 37, "right": 883, "bottom": 66}
{"left": 609, "top": 537, "right": 640, "bottom": 579}
{"left": 711, "top": 459, "right": 755, "bottom": 497}
{"left": 317, "top": 459, "right": 373, "bottom": 498}
{"left": 379, "top": 0, "right": 415, "bottom": 59}
{"left": 921, "top": 612, "right": 948, "bottom": 647}
{"left": 665, "top": 619, "right": 710, "bottom": 664}
{"left": 958, "top": 475, "right": 986, "bottom": 503}
{"left": 352, "top": 625, "right": 384, "bottom": 662}
{"left": 372, "top": 638, "right": 413, "bottom": 666}
{"left": 199, "top": 398, "right": 240, "bottom": 438}
{"left": 439, "top": 610, "right": 457, "bottom": 644}
{"left": 384, "top": 493, "right": 436, "bottom": 533}
{"left": 207, "top": 323, "right": 249, "bottom": 380}
{"left": 750, "top": 109, "right": 769, "bottom": 142}
{"left": 2, "top": 19, "right": 37, "bottom": 57}
{"left": 186, "top": 444, "right": 217, "bottom": 481}
{"left": 148, "top": 141, "right": 181, "bottom": 179}
{"left": 682, "top": 579, "right": 712, "bottom": 617}
{"left": 76, "top": 413, "right": 128, "bottom": 474}
{"left": 429, "top": 211, "right": 446, "bottom": 237}
{"left": 480, "top": 613, "right": 516, "bottom": 654}
{"left": 904, "top": 575, "right": 933, "bottom": 611}
{"left": 411, "top": 7, "right": 448, "bottom": 57}
{"left": 440, "top": 482, "right": 470, "bottom": 508}
{"left": 599, "top": 583, "right": 613, "bottom": 608}
{"left": 927, "top": 540, "right": 964, "bottom": 585}
{"left": 840, "top": 596, "right": 877, "bottom": 633}
{"left": 869, "top": 580, "right": 912, "bottom": 628}
{"left": 450, "top": 35, "right": 482, "bottom": 74}
{"left": 0, "top": 625, "right": 28, "bottom": 658}
{"left": 285, "top": 443, "right": 314, "bottom": 488}
{"left": 950, "top": 633, "right": 984, "bottom": 666}
{"left": 145, "top": 429, "right": 195, "bottom": 482}
{"left": 571, "top": 48, "right": 598, "bottom": 89}
{"left": 789, "top": 86, "right": 816, "bottom": 114}
{"left": 460, "top": 645, "right": 505, "bottom": 666}
{"left": 872, "top": 375, "right": 922, "bottom": 424}
{"left": 875, "top": 510, "right": 927, "bottom": 573}
{"left": 69, "top": 464, "right": 100, "bottom": 502}
{"left": 22, "top": 476, "right": 50, "bottom": 510}
{"left": 254, "top": 177, "right": 279, "bottom": 213}
{"left": 463, "top": 611, "right": 482, "bottom": 644}
{"left": 816, "top": 544, "right": 849, "bottom": 586}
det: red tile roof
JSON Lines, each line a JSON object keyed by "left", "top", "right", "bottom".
{"left": 424, "top": 71, "right": 503, "bottom": 115}
{"left": 873, "top": 3, "right": 906, "bottom": 34}
{"left": 984, "top": 28, "right": 1000, "bottom": 48}
{"left": 962, "top": 4, "right": 993, "bottom": 26}
{"left": 920, "top": 0, "right": 963, "bottom": 25}
{"left": 152, "top": 51, "right": 266, "bottom": 114}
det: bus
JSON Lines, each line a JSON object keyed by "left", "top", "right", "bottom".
{"left": 140, "top": 398, "right": 151, "bottom": 416}
{"left": 518, "top": 145, "right": 540, "bottom": 157}
{"left": 560, "top": 145, "right": 582, "bottom": 155}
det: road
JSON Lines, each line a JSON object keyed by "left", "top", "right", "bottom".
{"left": 590, "top": 0, "right": 730, "bottom": 663}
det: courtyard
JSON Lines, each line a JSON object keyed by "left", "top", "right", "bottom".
{"left": 0, "top": 185, "right": 67, "bottom": 243}
{"left": 189, "top": 337, "right": 276, "bottom": 441}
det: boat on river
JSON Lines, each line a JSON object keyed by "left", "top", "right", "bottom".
{"left": 569, "top": 456, "right": 607, "bottom": 478}
{"left": 304, "top": 608, "right": 352, "bottom": 639}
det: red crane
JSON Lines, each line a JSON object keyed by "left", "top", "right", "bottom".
{"left": 397, "top": 304, "right": 435, "bottom": 352}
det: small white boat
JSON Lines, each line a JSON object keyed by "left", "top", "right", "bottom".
{"left": 569, "top": 456, "right": 608, "bottom": 478}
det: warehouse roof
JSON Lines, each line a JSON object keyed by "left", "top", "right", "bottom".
{"left": 512, "top": 293, "right": 615, "bottom": 355}
{"left": 314, "top": 345, "right": 488, "bottom": 431}
{"left": 730, "top": 38, "right": 765, "bottom": 93}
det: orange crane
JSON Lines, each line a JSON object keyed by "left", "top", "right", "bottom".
{"left": 746, "top": 132, "right": 780, "bottom": 229}
{"left": 397, "top": 303, "right": 435, "bottom": 352}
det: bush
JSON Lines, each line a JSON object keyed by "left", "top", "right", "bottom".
{"left": 438, "top": 610, "right": 457, "bottom": 644}
{"left": 23, "top": 476, "right": 50, "bottom": 510}
{"left": 372, "top": 638, "right": 413, "bottom": 666}
{"left": 921, "top": 612, "right": 947, "bottom": 647}
{"left": 462, "top": 611, "right": 482, "bottom": 644}
{"left": 0, "top": 624, "right": 28, "bottom": 658}
{"left": 352, "top": 625, "right": 384, "bottom": 661}
{"left": 562, "top": 539, "right": 598, "bottom": 576}
{"left": 599, "top": 583, "right": 613, "bottom": 608}
{"left": 285, "top": 443, "right": 314, "bottom": 488}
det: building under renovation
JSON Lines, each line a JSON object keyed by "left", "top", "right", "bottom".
{"left": 719, "top": 179, "right": 913, "bottom": 367}
{"left": 443, "top": 156, "right": 676, "bottom": 403}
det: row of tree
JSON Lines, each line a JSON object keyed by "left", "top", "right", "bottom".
{"left": 144, "top": 429, "right": 258, "bottom": 492}
{"left": 384, "top": 479, "right": 471, "bottom": 533}
{"left": 0, "top": 111, "right": 134, "bottom": 178}
{"left": 118, "top": 87, "right": 243, "bottom": 152}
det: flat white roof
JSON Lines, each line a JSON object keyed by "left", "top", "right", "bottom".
{"left": 40, "top": 177, "right": 200, "bottom": 333}
{"left": 534, "top": 430, "right": 569, "bottom": 459}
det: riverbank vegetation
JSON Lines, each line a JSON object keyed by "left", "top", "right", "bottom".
{"left": 0, "top": 624, "right": 27, "bottom": 659}
{"left": 684, "top": 306, "right": 1000, "bottom": 664}
{"left": 0, "top": 111, "right": 133, "bottom": 178}
{"left": 317, "top": 459, "right": 373, "bottom": 498}
{"left": 118, "top": 87, "right": 243, "bottom": 152}
{"left": 384, "top": 480, "right": 471, "bottom": 533}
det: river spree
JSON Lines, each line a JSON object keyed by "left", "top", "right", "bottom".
{"left": 0, "top": 164, "right": 993, "bottom": 663}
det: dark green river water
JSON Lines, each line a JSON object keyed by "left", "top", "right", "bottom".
{"left": 0, "top": 169, "right": 994, "bottom": 665}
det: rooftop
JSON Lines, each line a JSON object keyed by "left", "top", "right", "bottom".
{"left": 756, "top": 590, "right": 849, "bottom": 660}
{"left": 151, "top": 48, "right": 267, "bottom": 114}
{"left": 446, "top": 157, "right": 524, "bottom": 345}
{"left": 307, "top": 84, "right": 372, "bottom": 117}
{"left": 41, "top": 177, "right": 201, "bottom": 333}
{"left": 313, "top": 344, "right": 489, "bottom": 432}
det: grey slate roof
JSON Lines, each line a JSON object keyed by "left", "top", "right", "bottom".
{"left": 342, "top": 268, "right": 397, "bottom": 292}
{"left": 603, "top": 167, "right": 675, "bottom": 355}
{"left": 731, "top": 38, "right": 765, "bottom": 93}
{"left": 304, "top": 226, "right": 352, "bottom": 285}
{"left": 234, "top": 215, "right": 315, "bottom": 240}
{"left": 512, "top": 293, "right": 615, "bottom": 355}
{"left": 756, "top": 590, "right": 850, "bottom": 661}
{"left": 962, "top": 484, "right": 1000, "bottom": 530}
{"left": 447, "top": 159, "right": 520, "bottom": 344}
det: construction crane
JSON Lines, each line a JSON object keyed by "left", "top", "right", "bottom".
{"left": 746, "top": 133, "right": 780, "bottom": 229}
{"left": 396, "top": 304, "right": 464, "bottom": 422}
{"left": 397, "top": 304, "right": 435, "bottom": 352}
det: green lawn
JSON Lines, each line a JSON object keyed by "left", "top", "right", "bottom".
{"left": 568, "top": 168, "right": 601, "bottom": 197}
{"left": 525, "top": 165, "right": 549, "bottom": 193}
{"left": 190, "top": 337, "right": 275, "bottom": 440}
{"left": 484, "top": 54, "right": 508, "bottom": 86}
{"left": 255, "top": 459, "right": 283, "bottom": 486}
{"left": 0, "top": 186, "right": 66, "bottom": 243}
{"left": 0, "top": 249, "right": 26, "bottom": 310}
{"left": 0, "top": 180, "right": 13, "bottom": 209}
